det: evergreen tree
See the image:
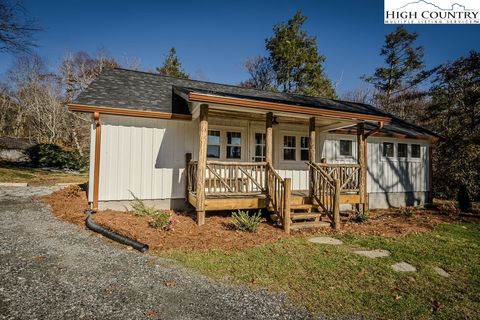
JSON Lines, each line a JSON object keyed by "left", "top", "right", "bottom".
{"left": 156, "top": 47, "right": 189, "bottom": 79}
{"left": 363, "top": 26, "right": 432, "bottom": 118}
{"left": 264, "top": 11, "right": 336, "bottom": 98}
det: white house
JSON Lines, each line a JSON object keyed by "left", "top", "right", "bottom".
{"left": 69, "top": 68, "right": 438, "bottom": 232}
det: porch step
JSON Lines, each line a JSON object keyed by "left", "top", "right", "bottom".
{"left": 290, "top": 221, "right": 331, "bottom": 230}
{"left": 290, "top": 213, "right": 322, "bottom": 221}
{"left": 290, "top": 204, "right": 317, "bottom": 211}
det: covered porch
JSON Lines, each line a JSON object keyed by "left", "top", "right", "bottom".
{"left": 182, "top": 94, "right": 388, "bottom": 232}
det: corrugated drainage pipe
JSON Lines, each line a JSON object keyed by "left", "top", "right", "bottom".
{"left": 85, "top": 214, "right": 149, "bottom": 253}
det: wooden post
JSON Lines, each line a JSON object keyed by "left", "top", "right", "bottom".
{"left": 357, "top": 122, "right": 366, "bottom": 213}
{"left": 333, "top": 179, "right": 341, "bottom": 230}
{"left": 196, "top": 104, "right": 209, "bottom": 225}
{"left": 265, "top": 112, "right": 273, "bottom": 165}
{"left": 185, "top": 152, "right": 192, "bottom": 201}
{"left": 92, "top": 112, "right": 101, "bottom": 210}
{"left": 283, "top": 178, "right": 291, "bottom": 234}
{"left": 308, "top": 117, "right": 316, "bottom": 199}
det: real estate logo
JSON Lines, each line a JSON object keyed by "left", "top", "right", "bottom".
{"left": 384, "top": 0, "right": 480, "bottom": 24}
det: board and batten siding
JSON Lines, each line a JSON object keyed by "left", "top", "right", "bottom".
{"left": 90, "top": 114, "right": 196, "bottom": 202}
{"left": 88, "top": 116, "right": 430, "bottom": 207}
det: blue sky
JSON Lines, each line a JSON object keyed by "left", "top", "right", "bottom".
{"left": 0, "top": 0, "right": 479, "bottom": 95}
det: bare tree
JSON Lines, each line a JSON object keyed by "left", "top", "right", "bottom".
{"left": 239, "top": 56, "right": 276, "bottom": 91}
{"left": 341, "top": 87, "right": 374, "bottom": 104}
{"left": 0, "top": 0, "right": 42, "bottom": 54}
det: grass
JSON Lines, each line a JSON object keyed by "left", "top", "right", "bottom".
{"left": 0, "top": 165, "right": 88, "bottom": 186}
{"left": 162, "top": 222, "right": 480, "bottom": 319}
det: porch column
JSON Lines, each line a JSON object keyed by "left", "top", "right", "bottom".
{"left": 308, "top": 117, "right": 316, "bottom": 199}
{"left": 265, "top": 112, "right": 273, "bottom": 165}
{"left": 196, "top": 104, "right": 209, "bottom": 225}
{"left": 357, "top": 122, "right": 366, "bottom": 213}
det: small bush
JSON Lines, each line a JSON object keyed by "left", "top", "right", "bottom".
{"left": 149, "top": 211, "right": 173, "bottom": 231}
{"left": 399, "top": 206, "right": 416, "bottom": 217}
{"left": 353, "top": 210, "right": 369, "bottom": 223}
{"left": 130, "top": 191, "right": 161, "bottom": 217}
{"left": 231, "top": 210, "right": 263, "bottom": 233}
{"left": 28, "top": 144, "right": 86, "bottom": 170}
{"left": 457, "top": 184, "right": 472, "bottom": 212}
{"left": 437, "top": 202, "right": 460, "bottom": 216}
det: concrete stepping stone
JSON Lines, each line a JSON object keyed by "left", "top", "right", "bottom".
{"left": 308, "top": 237, "right": 343, "bottom": 245}
{"left": 392, "top": 262, "right": 417, "bottom": 272}
{"left": 433, "top": 267, "right": 450, "bottom": 277}
{"left": 354, "top": 249, "right": 391, "bottom": 259}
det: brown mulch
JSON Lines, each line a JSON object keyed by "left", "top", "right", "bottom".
{"left": 40, "top": 185, "right": 475, "bottom": 251}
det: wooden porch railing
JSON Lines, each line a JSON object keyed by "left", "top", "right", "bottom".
{"left": 187, "top": 160, "right": 267, "bottom": 195}
{"left": 316, "top": 163, "right": 360, "bottom": 194}
{"left": 266, "top": 163, "right": 291, "bottom": 233}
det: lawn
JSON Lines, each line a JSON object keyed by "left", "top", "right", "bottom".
{"left": 0, "top": 165, "right": 88, "bottom": 185}
{"left": 162, "top": 222, "right": 480, "bottom": 319}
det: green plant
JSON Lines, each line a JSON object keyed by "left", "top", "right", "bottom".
{"left": 129, "top": 191, "right": 161, "bottom": 217}
{"left": 353, "top": 210, "right": 369, "bottom": 223}
{"left": 27, "top": 144, "right": 86, "bottom": 170}
{"left": 149, "top": 211, "right": 172, "bottom": 230}
{"left": 231, "top": 210, "right": 263, "bottom": 233}
{"left": 399, "top": 206, "right": 416, "bottom": 217}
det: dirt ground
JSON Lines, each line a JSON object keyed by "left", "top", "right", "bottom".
{"left": 40, "top": 185, "right": 474, "bottom": 251}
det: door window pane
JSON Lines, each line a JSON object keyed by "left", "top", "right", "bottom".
{"left": 340, "top": 140, "right": 352, "bottom": 156}
{"left": 207, "top": 130, "right": 220, "bottom": 158}
{"left": 383, "top": 142, "right": 394, "bottom": 157}
{"left": 254, "top": 133, "right": 266, "bottom": 162}
{"left": 398, "top": 143, "right": 407, "bottom": 158}
{"left": 283, "top": 136, "right": 296, "bottom": 160}
{"left": 411, "top": 144, "right": 421, "bottom": 158}
{"left": 300, "top": 137, "right": 309, "bottom": 161}
{"left": 226, "top": 132, "right": 241, "bottom": 159}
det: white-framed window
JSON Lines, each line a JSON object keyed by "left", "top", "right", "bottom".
{"left": 339, "top": 139, "right": 353, "bottom": 157}
{"left": 300, "top": 137, "right": 309, "bottom": 161}
{"left": 411, "top": 144, "right": 421, "bottom": 158}
{"left": 253, "top": 133, "right": 266, "bottom": 162}
{"left": 382, "top": 142, "right": 395, "bottom": 158}
{"left": 283, "top": 135, "right": 296, "bottom": 161}
{"left": 207, "top": 127, "right": 245, "bottom": 161}
{"left": 398, "top": 143, "right": 408, "bottom": 158}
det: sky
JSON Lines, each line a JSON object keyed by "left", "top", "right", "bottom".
{"left": 0, "top": 0, "right": 479, "bottom": 95}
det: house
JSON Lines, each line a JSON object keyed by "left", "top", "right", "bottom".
{"left": 68, "top": 68, "right": 439, "bottom": 232}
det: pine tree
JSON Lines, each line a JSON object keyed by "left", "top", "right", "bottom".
{"left": 264, "top": 11, "right": 336, "bottom": 98}
{"left": 156, "top": 47, "right": 189, "bottom": 79}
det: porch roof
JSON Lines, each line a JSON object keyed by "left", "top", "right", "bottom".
{"left": 70, "top": 68, "right": 439, "bottom": 139}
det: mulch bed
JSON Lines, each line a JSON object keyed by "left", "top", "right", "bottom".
{"left": 40, "top": 185, "right": 475, "bottom": 251}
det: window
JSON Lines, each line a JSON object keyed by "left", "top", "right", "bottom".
{"left": 283, "top": 136, "right": 296, "bottom": 160}
{"left": 383, "top": 142, "right": 394, "bottom": 157}
{"left": 207, "top": 130, "right": 220, "bottom": 158}
{"left": 411, "top": 144, "right": 421, "bottom": 158}
{"left": 300, "top": 137, "right": 309, "bottom": 161}
{"left": 398, "top": 143, "right": 408, "bottom": 158}
{"left": 254, "top": 133, "right": 266, "bottom": 162}
{"left": 226, "top": 131, "right": 242, "bottom": 159}
{"left": 339, "top": 140, "right": 352, "bottom": 156}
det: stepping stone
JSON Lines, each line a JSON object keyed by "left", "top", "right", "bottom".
{"left": 392, "top": 262, "right": 417, "bottom": 272}
{"left": 354, "top": 249, "right": 391, "bottom": 259}
{"left": 433, "top": 267, "right": 450, "bottom": 277}
{"left": 308, "top": 237, "right": 343, "bottom": 245}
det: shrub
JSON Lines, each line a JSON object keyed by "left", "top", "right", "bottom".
{"left": 27, "top": 144, "right": 86, "bottom": 170}
{"left": 130, "top": 191, "right": 161, "bottom": 217}
{"left": 399, "top": 206, "right": 416, "bottom": 217}
{"left": 231, "top": 210, "right": 263, "bottom": 233}
{"left": 353, "top": 210, "right": 369, "bottom": 223}
{"left": 437, "top": 202, "right": 460, "bottom": 216}
{"left": 457, "top": 184, "right": 472, "bottom": 212}
{"left": 149, "top": 211, "right": 173, "bottom": 231}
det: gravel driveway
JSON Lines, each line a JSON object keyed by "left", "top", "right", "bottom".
{"left": 0, "top": 186, "right": 312, "bottom": 320}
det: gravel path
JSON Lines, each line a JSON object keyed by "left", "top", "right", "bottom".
{"left": 0, "top": 187, "right": 312, "bottom": 320}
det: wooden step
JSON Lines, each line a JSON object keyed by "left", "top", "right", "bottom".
{"left": 290, "top": 221, "right": 331, "bottom": 230}
{"left": 290, "top": 213, "right": 322, "bottom": 221}
{"left": 290, "top": 203, "right": 316, "bottom": 210}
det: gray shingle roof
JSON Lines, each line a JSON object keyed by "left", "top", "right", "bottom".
{"left": 74, "top": 68, "right": 438, "bottom": 139}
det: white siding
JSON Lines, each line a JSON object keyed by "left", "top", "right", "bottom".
{"left": 97, "top": 115, "right": 195, "bottom": 201}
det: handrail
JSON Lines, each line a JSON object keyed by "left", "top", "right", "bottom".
{"left": 266, "top": 163, "right": 291, "bottom": 233}
{"left": 314, "top": 162, "right": 360, "bottom": 193}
